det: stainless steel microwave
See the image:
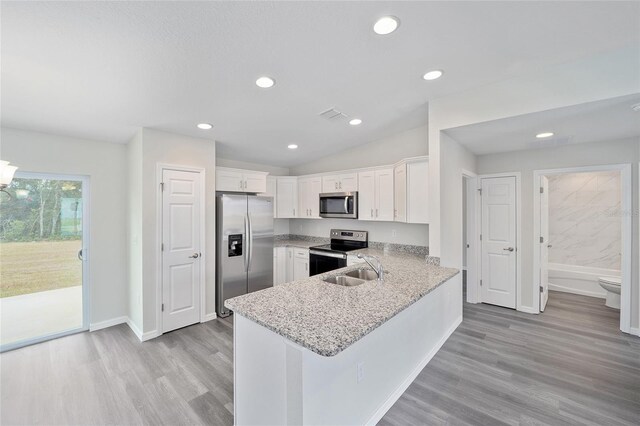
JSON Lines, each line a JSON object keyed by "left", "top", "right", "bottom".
{"left": 319, "top": 192, "right": 358, "bottom": 219}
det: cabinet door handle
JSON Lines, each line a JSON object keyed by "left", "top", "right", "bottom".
{"left": 371, "top": 208, "right": 373, "bottom": 218}
{"left": 293, "top": 208, "right": 295, "bottom": 216}
{"left": 335, "top": 182, "right": 338, "bottom": 190}
{"left": 240, "top": 180, "right": 243, "bottom": 190}
{"left": 376, "top": 209, "right": 378, "bottom": 218}
{"left": 305, "top": 263, "right": 308, "bottom": 271}
{"left": 339, "top": 182, "right": 342, "bottom": 189}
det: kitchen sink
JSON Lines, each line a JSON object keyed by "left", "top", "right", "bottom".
{"left": 344, "top": 269, "right": 379, "bottom": 281}
{"left": 324, "top": 275, "right": 366, "bottom": 287}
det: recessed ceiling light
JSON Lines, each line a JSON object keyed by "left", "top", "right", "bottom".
{"left": 288, "top": 144, "right": 298, "bottom": 150}
{"left": 423, "top": 70, "right": 443, "bottom": 80}
{"left": 631, "top": 103, "right": 640, "bottom": 112}
{"left": 373, "top": 16, "right": 400, "bottom": 35}
{"left": 197, "top": 123, "right": 213, "bottom": 130}
{"left": 256, "top": 76, "right": 275, "bottom": 88}
{"left": 536, "top": 132, "right": 554, "bottom": 139}
{"left": 349, "top": 118, "right": 362, "bottom": 126}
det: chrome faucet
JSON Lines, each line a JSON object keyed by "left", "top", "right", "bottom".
{"left": 357, "top": 253, "right": 385, "bottom": 282}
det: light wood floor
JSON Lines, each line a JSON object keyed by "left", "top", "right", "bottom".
{"left": 1, "top": 291, "right": 638, "bottom": 425}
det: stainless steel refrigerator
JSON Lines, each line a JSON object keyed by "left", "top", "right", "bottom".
{"left": 216, "top": 193, "right": 274, "bottom": 317}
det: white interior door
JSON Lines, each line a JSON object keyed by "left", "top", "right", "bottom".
{"left": 162, "top": 169, "right": 202, "bottom": 333}
{"left": 481, "top": 176, "right": 517, "bottom": 308}
{"left": 540, "top": 175, "right": 550, "bottom": 311}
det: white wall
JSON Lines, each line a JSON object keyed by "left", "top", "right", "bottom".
{"left": 216, "top": 156, "right": 289, "bottom": 176}
{"left": 0, "top": 127, "right": 128, "bottom": 326}
{"left": 548, "top": 171, "right": 621, "bottom": 270}
{"left": 135, "top": 129, "right": 217, "bottom": 335}
{"left": 290, "top": 219, "right": 428, "bottom": 247}
{"left": 476, "top": 137, "right": 639, "bottom": 327}
{"left": 290, "top": 125, "right": 428, "bottom": 175}
{"left": 428, "top": 46, "right": 640, "bottom": 258}
{"left": 439, "top": 134, "right": 477, "bottom": 270}
{"left": 127, "top": 130, "right": 143, "bottom": 331}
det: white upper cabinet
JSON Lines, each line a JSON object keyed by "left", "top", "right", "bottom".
{"left": 216, "top": 167, "right": 268, "bottom": 193}
{"left": 298, "top": 176, "right": 322, "bottom": 219}
{"left": 263, "top": 176, "right": 277, "bottom": 216}
{"left": 394, "top": 163, "right": 407, "bottom": 222}
{"left": 357, "top": 171, "right": 375, "bottom": 221}
{"left": 276, "top": 177, "right": 298, "bottom": 218}
{"left": 406, "top": 158, "right": 429, "bottom": 224}
{"left": 357, "top": 169, "right": 394, "bottom": 222}
{"left": 393, "top": 157, "right": 429, "bottom": 224}
{"left": 322, "top": 173, "right": 358, "bottom": 193}
{"left": 375, "top": 168, "right": 395, "bottom": 221}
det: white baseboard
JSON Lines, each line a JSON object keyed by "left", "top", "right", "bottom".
{"left": 549, "top": 283, "right": 605, "bottom": 299}
{"left": 366, "top": 315, "right": 463, "bottom": 426}
{"left": 202, "top": 312, "right": 218, "bottom": 322}
{"left": 628, "top": 327, "right": 640, "bottom": 337}
{"left": 89, "top": 316, "right": 127, "bottom": 332}
{"left": 517, "top": 305, "right": 539, "bottom": 314}
{"left": 126, "top": 318, "right": 143, "bottom": 340}
{"left": 141, "top": 330, "right": 161, "bottom": 341}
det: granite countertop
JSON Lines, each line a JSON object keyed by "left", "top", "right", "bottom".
{"left": 274, "top": 239, "right": 322, "bottom": 249}
{"left": 225, "top": 246, "right": 459, "bottom": 357}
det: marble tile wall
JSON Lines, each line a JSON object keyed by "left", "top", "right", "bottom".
{"left": 548, "top": 171, "right": 621, "bottom": 270}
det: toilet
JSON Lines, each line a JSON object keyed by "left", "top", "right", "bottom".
{"left": 598, "top": 276, "right": 622, "bottom": 309}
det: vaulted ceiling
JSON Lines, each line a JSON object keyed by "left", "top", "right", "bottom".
{"left": 2, "top": 1, "right": 639, "bottom": 166}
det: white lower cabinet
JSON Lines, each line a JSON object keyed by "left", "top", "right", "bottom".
{"left": 293, "top": 248, "right": 310, "bottom": 280}
{"left": 273, "top": 246, "right": 308, "bottom": 284}
{"left": 273, "top": 246, "right": 287, "bottom": 285}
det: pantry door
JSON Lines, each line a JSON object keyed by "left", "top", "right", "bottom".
{"left": 480, "top": 176, "right": 517, "bottom": 309}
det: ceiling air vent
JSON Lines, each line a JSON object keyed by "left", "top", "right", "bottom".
{"left": 319, "top": 108, "right": 347, "bottom": 121}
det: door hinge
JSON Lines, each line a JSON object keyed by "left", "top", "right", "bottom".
{"left": 480, "top": 279, "right": 483, "bottom": 286}
{"left": 540, "top": 236, "right": 544, "bottom": 243}
{"left": 540, "top": 186, "right": 544, "bottom": 194}
{"left": 161, "top": 243, "right": 164, "bottom": 251}
{"left": 479, "top": 234, "right": 482, "bottom": 241}
{"left": 161, "top": 303, "right": 165, "bottom": 312}
{"left": 160, "top": 182, "right": 165, "bottom": 191}
{"left": 477, "top": 188, "right": 482, "bottom": 195}
{"left": 539, "top": 286, "right": 544, "bottom": 293}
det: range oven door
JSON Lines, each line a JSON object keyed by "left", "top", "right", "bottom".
{"left": 319, "top": 192, "right": 358, "bottom": 219}
{"left": 309, "top": 250, "right": 347, "bottom": 276}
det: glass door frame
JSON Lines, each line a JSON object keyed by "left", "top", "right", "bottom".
{"left": 1, "top": 171, "right": 90, "bottom": 352}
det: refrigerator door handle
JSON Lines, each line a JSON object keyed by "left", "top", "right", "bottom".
{"left": 247, "top": 213, "right": 254, "bottom": 271}
{"left": 243, "top": 215, "right": 249, "bottom": 272}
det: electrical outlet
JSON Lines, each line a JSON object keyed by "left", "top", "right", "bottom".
{"left": 357, "top": 362, "right": 364, "bottom": 383}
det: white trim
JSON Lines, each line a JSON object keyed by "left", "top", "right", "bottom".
{"left": 461, "top": 169, "right": 479, "bottom": 304}
{"left": 548, "top": 284, "right": 606, "bottom": 299}
{"left": 202, "top": 312, "right": 218, "bottom": 322}
{"left": 141, "top": 330, "right": 162, "bottom": 341}
{"left": 517, "top": 306, "right": 539, "bottom": 315}
{"left": 89, "top": 316, "right": 127, "bottom": 332}
{"left": 532, "top": 164, "right": 632, "bottom": 334}
{"left": 156, "top": 163, "right": 207, "bottom": 336}
{"left": 126, "top": 318, "right": 143, "bottom": 340}
{"left": 477, "top": 172, "right": 522, "bottom": 311}
{"left": 629, "top": 327, "right": 640, "bottom": 337}
{"left": 365, "top": 315, "right": 462, "bottom": 426}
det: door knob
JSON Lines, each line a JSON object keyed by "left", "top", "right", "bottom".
{"left": 547, "top": 244, "right": 553, "bottom": 248}
{"left": 503, "top": 247, "right": 515, "bottom": 252}
{"left": 189, "top": 253, "right": 200, "bottom": 259}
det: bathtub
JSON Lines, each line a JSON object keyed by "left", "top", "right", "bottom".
{"left": 548, "top": 263, "right": 620, "bottom": 299}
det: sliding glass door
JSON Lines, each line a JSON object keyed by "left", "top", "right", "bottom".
{"left": 0, "top": 172, "right": 89, "bottom": 351}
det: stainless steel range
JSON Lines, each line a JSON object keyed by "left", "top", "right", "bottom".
{"left": 309, "top": 229, "right": 368, "bottom": 276}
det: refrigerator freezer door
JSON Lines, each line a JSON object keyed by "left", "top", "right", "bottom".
{"left": 247, "top": 196, "right": 274, "bottom": 293}
{"left": 217, "top": 193, "right": 248, "bottom": 316}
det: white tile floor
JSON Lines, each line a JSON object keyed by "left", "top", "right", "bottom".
{"left": 0, "top": 286, "right": 82, "bottom": 346}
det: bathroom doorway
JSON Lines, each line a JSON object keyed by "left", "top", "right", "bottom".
{"left": 533, "top": 164, "right": 632, "bottom": 334}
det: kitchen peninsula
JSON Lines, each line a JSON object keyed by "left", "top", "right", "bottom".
{"left": 225, "top": 245, "right": 460, "bottom": 425}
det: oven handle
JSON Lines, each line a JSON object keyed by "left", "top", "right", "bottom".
{"left": 309, "top": 250, "right": 347, "bottom": 259}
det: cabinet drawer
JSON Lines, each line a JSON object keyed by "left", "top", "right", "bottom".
{"left": 294, "top": 248, "right": 309, "bottom": 258}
